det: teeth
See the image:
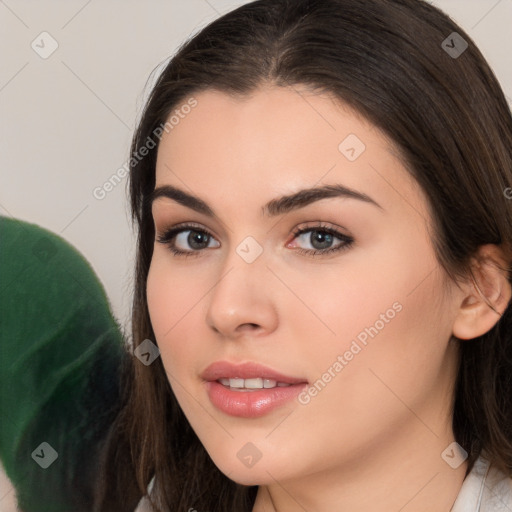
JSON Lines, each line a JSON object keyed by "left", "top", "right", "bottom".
{"left": 218, "top": 378, "right": 291, "bottom": 389}
{"left": 245, "top": 378, "right": 263, "bottom": 389}
{"left": 230, "top": 378, "right": 245, "bottom": 388}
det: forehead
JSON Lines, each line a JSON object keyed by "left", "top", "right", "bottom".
{"left": 154, "top": 86, "right": 429, "bottom": 222}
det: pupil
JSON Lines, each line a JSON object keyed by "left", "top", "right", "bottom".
{"left": 311, "top": 231, "right": 332, "bottom": 250}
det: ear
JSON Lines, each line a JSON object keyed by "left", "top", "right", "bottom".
{"left": 452, "top": 244, "right": 512, "bottom": 340}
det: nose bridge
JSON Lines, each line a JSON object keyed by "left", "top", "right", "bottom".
{"left": 218, "top": 231, "right": 268, "bottom": 288}
{"left": 205, "top": 233, "right": 277, "bottom": 336}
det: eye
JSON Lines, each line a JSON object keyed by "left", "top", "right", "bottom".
{"left": 156, "top": 223, "right": 219, "bottom": 258}
{"left": 288, "top": 223, "right": 354, "bottom": 257}
{"left": 156, "top": 222, "right": 354, "bottom": 258}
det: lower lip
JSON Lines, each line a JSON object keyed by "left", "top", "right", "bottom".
{"left": 205, "top": 380, "right": 307, "bottom": 418}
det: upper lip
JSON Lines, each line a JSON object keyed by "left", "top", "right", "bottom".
{"left": 201, "top": 361, "right": 308, "bottom": 384}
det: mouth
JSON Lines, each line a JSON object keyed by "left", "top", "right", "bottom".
{"left": 217, "top": 377, "right": 294, "bottom": 391}
{"left": 201, "top": 361, "right": 308, "bottom": 417}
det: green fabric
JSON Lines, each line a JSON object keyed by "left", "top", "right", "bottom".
{"left": 0, "top": 216, "right": 125, "bottom": 511}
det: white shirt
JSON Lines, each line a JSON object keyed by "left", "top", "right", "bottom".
{"left": 136, "top": 454, "right": 512, "bottom": 511}
{"left": 451, "top": 454, "right": 512, "bottom": 511}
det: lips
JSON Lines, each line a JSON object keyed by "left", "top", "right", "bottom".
{"left": 201, "top": 361, "right": 308, "bottom": 417}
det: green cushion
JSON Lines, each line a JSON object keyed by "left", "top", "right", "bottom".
{"left": 0, "top": 216, "right": 125, "bottom": 511}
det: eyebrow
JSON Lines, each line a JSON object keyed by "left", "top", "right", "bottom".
{"left": 149, "top": 183, "right": 383, "bottom": 218}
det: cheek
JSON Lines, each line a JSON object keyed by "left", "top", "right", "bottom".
{"left": 293, "top": 231, "right": 449, "bottom": 388}
{"left": 146, "top": 255, "right": 201, "bottom": 373}
{"left": 310, "top": 263, "right": 450, "bottom": 418}
{"left": 278, "top": 244, "right": 421, "bottom": 360}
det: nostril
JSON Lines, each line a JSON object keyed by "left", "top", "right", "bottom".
{"left": 239, "top": 323, "right": 260, "bottom": 331}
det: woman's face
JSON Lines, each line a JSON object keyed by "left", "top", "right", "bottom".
{"left": 147, "top": 85, "right": 464, "bottom": 485}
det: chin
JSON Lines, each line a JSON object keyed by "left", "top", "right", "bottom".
{"left": 220, "top": 467, "right": 273, "bottom": 486}
{"left": 206, "top": 453, "right": 280, "bottom": 486}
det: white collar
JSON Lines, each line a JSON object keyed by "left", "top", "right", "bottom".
{"left": 451, "top": 454, "right": 512, "bottom": 511}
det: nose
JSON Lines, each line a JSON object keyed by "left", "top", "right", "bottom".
{"left": 205, "top": 246, "right": 279, "bottom": 340}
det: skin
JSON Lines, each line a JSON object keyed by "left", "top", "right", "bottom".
{"left": 147, "top": 85, "right": 511, "bottom": 511}
{"left": 0, "top": 464, "right": 17, "bottom": 512}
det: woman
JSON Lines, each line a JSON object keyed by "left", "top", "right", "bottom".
{"left": 95, "top": 0, "right": 512, "bottom": 510}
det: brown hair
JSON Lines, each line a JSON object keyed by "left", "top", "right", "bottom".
{"left": 95, "top": 0, "right": 512, "bottom": 510}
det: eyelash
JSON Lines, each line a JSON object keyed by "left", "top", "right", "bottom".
{"left": 155, "top": 222, "right": 354, "bottom": 259}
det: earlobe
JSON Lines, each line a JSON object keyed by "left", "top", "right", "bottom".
{"left": 452, "top": 244, "right": 512, "bottom": 341}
